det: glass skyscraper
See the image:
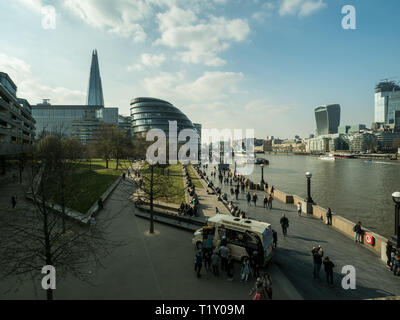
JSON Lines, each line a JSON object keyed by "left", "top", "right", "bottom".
{"left": 374, "top": 81, "right": 400, "bottom": 124}
{"left": 314, "top": 104, "right": 341, "bottom": 136}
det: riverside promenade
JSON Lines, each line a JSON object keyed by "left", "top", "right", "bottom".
{"left": 203, "top": 166, "right": 400, "bottom": 300}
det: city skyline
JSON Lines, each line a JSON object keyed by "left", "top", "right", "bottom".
{"left": 0, "top": 0, "right": 399, "bottom": 138}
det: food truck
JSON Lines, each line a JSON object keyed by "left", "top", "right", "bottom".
{"left": 192, "top": 215, "right": 274, "bottom": 266}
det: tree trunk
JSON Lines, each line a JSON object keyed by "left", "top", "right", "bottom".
{"left": 150, "top": 164, "right": 154, "bottom": 234}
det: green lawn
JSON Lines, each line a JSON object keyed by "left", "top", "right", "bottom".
{"left": 186, "top": 165, "right": 204, "bottom": 190}
{"left": 42, "top": 159, "right": 128, "bottom": 214}
{"left": 140, "top": 163, "right": 186, "bottom": 205}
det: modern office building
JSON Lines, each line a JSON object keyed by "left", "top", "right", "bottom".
{"left": 130, "top": 97, "right": 195, "bottom": 137}
{"left": 118, "top": 115, "right": 132, "bottom": 136}
{"left": 31, "top": 50, "right": 118, "bottom": 144}
{"left": 0, "top": 72, "right": 36, "bottom": 159}
{"left": 315, "top": 104, "right": 341, "bottom": 136}
{"left": 374, "top": 81, "right": 400, "bottom": 124}
{"left": 339, "top": 124, "right": 366, "bottom": 134}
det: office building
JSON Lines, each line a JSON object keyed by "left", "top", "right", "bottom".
{"left": 0, "top": 72, "right": 36, "bottom": 173}
{"left": 315, "top": 104, "right": 341, "bottom": 136}
{"left": 31, "top": 50, "right": 118, "bottom": 144}
{"left": 130, "top": 97, "right": 195, "bottom": 137}
{"left": 118, "top": 115, "right": 132, "bottom": 136}
{"left": 374, "top": 81, "right": 400, "bottom": 124}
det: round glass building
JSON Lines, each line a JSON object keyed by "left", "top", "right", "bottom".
{"left": 130, "top": 97, "right": 195, "bottom": 136}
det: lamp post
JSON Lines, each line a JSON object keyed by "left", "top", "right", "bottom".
{"left": 392, "top": 191, "right": 400, "bottom": 248}
{"left": 305, "top": 172, "right": 314, "bottom": 214}
{"left": 260, "top": 164, "right": 265, "bottom": 185}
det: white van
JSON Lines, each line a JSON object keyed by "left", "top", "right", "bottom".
{"left": 192, "top": 215, "right": 273, "bottom": 266}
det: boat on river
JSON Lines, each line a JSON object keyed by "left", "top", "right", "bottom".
{"left": 319, "top": 155, "right": 335, "bottom": 161}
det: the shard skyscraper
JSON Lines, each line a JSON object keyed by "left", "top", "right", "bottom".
{"left": 86, "top": 49, "right": 104, "bottom": 106}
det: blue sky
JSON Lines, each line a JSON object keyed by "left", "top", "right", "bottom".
{"left": 0, "top": 0, "right": 399, "bottom": 138}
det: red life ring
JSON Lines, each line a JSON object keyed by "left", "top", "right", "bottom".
{"left": 364, "top": 233, "right": 375, "bottom": 246}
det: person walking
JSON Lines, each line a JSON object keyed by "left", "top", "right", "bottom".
{"left": 235, "top": 188, "right": 239, "bottom": 200}
{"left": 270, "top": 186, "right": 274, "bottom": 194}
{"left": 252, "top": 193, "right": 258, "bottom": 207}
{"left": 219, "top": 244, "right": 230, "bottom": 271}
{"left": 211, "top": 250, "right": 220, "bottom": 276}
{"left": 226, "top": 255, "right": 234, "bottom": 281}
{"left": 249, "top": 277, "right": 267, "bottom": 300}
{"left": 312, "top": 246, "right": 324, "bottom": 280}
{"left": 326, "top": 208, "right": 332, "bottom": 225}
{"left": 386, "top": 241, "right": 393, "bottom": 269}
{"left": 263, "top": 195, "right": 268, "bottom": 208}
{"left": 393, "top": 251, "right": 400, "bottom": 276}
{"left": 250, "top": 251, "right": 260, "bottom": 278}
{"left": 97, "top": 198, "right": 104, "bottom": 211}
{"left": 323, "top": 256, "right": 334, "bottom": 285}
{"left": 194, "top": 250, "right": 203, "bottom": 278}
{"left": 353, "top": 221, "right": 363, "bottom": 243}
{"left": 263, "top": 273, "right": 273, "bottom": 299}
{"left": 297, "top": 202, "right": 302, "bottom": 217}
{"left": 272, "top": 229, "right": 278, "bottom": 248}
{"left": 268, "top": 194, "right": 273, "bottom": 209}
{"left": 240, "top": 257, "right": 251, "bottom": 282}
{"left": 203, "top": 249, "right": 211, "bottom": 272}
{"left": 246, "top": 192, "right": 251, "bottom": 207}
{"left": 11, "top": 196, "right": 17, "bottom": 209}
{"left": 280, "top": 214, "right": 289, "bottom": 237}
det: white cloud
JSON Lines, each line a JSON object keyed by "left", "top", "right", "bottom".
{"left": 279, "top": 0, "right": 326, "bottom": 17}
{"left": 63, "top": 0, "right": 151, "bottom": 42}
{"left": 143, "top": 71, "right": 244, "bottom": 106}
{"left": 127, "top": 53, "right": 166, "bottom": 71}
{"left": 0, "top": 53, "right": 85, "bottom": 105}
{"left": 155, "top": 7, "right": 250, "bottom": 66}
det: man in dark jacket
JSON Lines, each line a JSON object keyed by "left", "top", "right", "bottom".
{"left": 280, "top": 214, "right": 289, "bottom": 237}
{"left": 323, "top": 256, "right": 334, "bottom": 285}
{"left": 326, "top": 208, "right": 332, "bottom": 225}
{"left": 272, "top": 229, "right": 278, "bottom": 248}
{"left": 354, "top": 221, "right": 363, "bottom": 243}
{"left": 312, "top": 246, "right": 324, "bottom": 280}
{"left": 194, "top": 251, "right": 203, "bottom": 278}
{"left": 386, "top": 241, "right": 393, "bottom": 268}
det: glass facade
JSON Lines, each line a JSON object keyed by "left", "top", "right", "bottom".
{"left": 130, "top": 97, "right": 195, "bottom": 136}
{"left": 86, "top": 50, "right": 104, "bottom": 106}
{"left": 387, "top": 91, "right": 400, "bottom": 124}
{"left": 315, "top": 104, "right": 341, "bottom": 136}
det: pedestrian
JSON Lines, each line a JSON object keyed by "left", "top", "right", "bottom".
{"left": 252, "top": 193, "right": 258, "bottom": 207}
{"left": 280, "top": 214, "right": 289, "bottom": 237}
{"left": 194, "top": 250, "right": 203, "bottom": 278}
{"left": 312, "top": 246, "right": 324, "bottom": 280}
{"left": 263, "top": 273, "right": 273, "bottom": 299}
{"left": 203, "top": 249, "right": 211, "bottom": 272}
{"left": 272, "top": 229, "right": 278, "bottom": 248}
{"left": 323, "top": 256, "right": 334, "bottom": 285}
{"left": 268, "top": 194, "right": 273, "bottom": 209}
{"left": 211, "top": 250, "right": 220, "bottom": 276}
{"left": 11, "top": 196, "right": 16, "bottom": 209}
{"left": 226, "top": 255, "right": 234, "bottom": 281}
{"left": 263, "top": 195, "right": 268, "bottom": 208}
{"left": 246, "top": 192, "right": 251, "bottom": 207}
{"left": 250, "top": 251, "right": 260, "bottom": 278}
{"left": 241, "top": 257, "right": 251, "bottom": 282}
{"left": 386, "top": 241, "right": 393, "bottom": 268}
{"left": 219, "top": 244, "right": 230, "bottom": 271}
{"left": 353, "top": 221, "right": 363, "bottom": 243}
{"left": 249, "top": 277, "right": 267, "bottom": 300}
{"left": 326, "top": 207, "right": 332, "bottom": 225}
{"left": 393, "top": 251, "right": 400, "bottom": 276}
{"left": 97, "top": 198, "right": 104, "bottom": 211}
{"left": 270, "top": 186, "right": 274, "bottom": 194}
{"left": 235, "top": 188, "right": 239, "bottom": 200}
{"left": 297, "top": 202, "right": 302, "bottom": 216}
{"left": 90, "top": 213, "right": 97, "bottom": 227}
{"left": 122, "top": 172, "right": 126, "bottom": 180}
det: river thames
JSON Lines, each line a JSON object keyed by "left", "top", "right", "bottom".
{"left": 241, "top": 154, "right": 400, "bottom": 239}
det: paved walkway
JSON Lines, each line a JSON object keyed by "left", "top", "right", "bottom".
{"left": 0, "top": 166, "right": 299, "bottom": 300}
{"left": 203, "top": 167, "right": 400, "bottom": 299}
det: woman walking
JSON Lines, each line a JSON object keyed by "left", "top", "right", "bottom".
{"left": 240, "top": 257, "right": 251, "bottom": 282}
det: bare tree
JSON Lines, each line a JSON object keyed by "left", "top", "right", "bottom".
{"left": 0, "top": 143, "right": 124, "bottom": 300}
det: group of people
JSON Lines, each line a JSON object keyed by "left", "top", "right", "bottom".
{"left": 311, "top": 245, "right": 335, "bottom": 285}
{"left": 386, "top": 241, "right": 400, "bottom": 276}
{"left": 194, "top": 242, "right": 273, "bottom": 300}
{"left": 182, "top": 166, "right": 200, "bottom": 216}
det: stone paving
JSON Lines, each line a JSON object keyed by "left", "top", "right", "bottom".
{"left": 0, "top": 165, "right": 300, "bottom": 300}
{"left": 202, "top": 166, "right": 400, "bottom": 300}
